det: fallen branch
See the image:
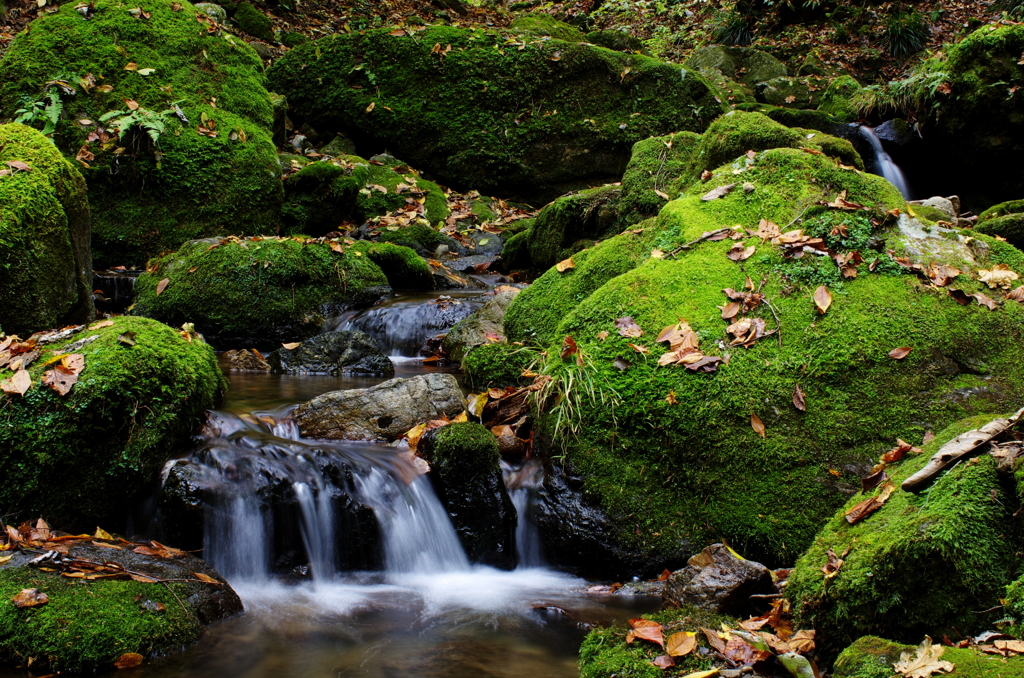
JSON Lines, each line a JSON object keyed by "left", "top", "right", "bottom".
{"left": 668, "top": 228, "right": 732, "bottom": 259}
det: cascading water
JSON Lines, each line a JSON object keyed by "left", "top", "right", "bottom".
{"left": 503, "top": 459, "right": 545, "bottom": 568}
{"left": 336, "top": 292, "right": 484, "bottom": 356}
{"left": 202, "top": 494, "right": 270, "bottom": 581}
{"left": 860, "top": 125, "right": 911, "bottom": 198}
{"left": 293, "top": 481, "right": 336, "bottom": 581}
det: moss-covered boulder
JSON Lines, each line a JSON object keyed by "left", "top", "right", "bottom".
{"left": 618, "top": 132, "right": 702, "bottom": 226}
{"left": 0, "top": 124, "right": 94, "bottom": 336}
{"left": 267, "top": 25, "right": 725, "bottom": 204}
{"left": 0, "top": 316, "right": 224, "bottom": 528}
{"left": 420, "top": 422, "right": 518, "bottom": 569}
{"left": 443, "top": 285, "right": 521, "bottom": 363}
{"left": 787, "top": 416, "right": 1016, "bottom": 654}
{"left": 817, "top": 75, "right": 862, "bottom": 123}
{"left": 685, "top": 45, "right": 788, "bottom": 90}
{"left": 0, "top": 0, "right": 283, "bottom": 267}
{"left": 756, "top": 76, "right": 826, "bottom": 109}
{"left": 131, "top": 236, "right": 393, "bottom": 349}
{"left": 462, "top": 342, "right": 537, "bottom": 390}
{"left": 980, "top": 198, "right": 1024, "bottom": 222}
{"left": 515, "top": 185, "right": 622, "bottom": 270}
{"left": 976, "top": 213, "right": 1024, "bottom": 251}
{"left": 0, "top": 541, "right": 241, "bottom": 673}
{"left": 234, "top": 1, "right": 273, "bottom": 42}
{"left": 833, "top": 636, "right": 1024, "bottom": 678}
{"left": 358, "top": 241, "right": 433, "bottom": 290}
{"left": 515, "top": 146, "right": 1024, "bottom": 574}
{"left": 508, "top": 13, "right": 585, "bottom": 42}
{"left": 281, "top": 155, "right": 449, "bottom": 236}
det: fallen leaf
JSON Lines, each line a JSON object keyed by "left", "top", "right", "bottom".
{"left": 882, "top": 439, "right": 919, "bottom": 463}
{"left": 1006, "top": 286, "right": 1024, "bottom": 302}
{"left": 90, "top": 320, "right": 115, "bottom": 329}
{"left": 889, "top": 347, "right": 913, "bottom": 360}
{"left": 861, "top": 470, "right": 888, "bottom": 493}
{"left": 972, "top": 292, "right": 999, "bottom": 310}
{"left": 628, "top": 618, "right": 665, "bottom": 649}
{"left": 556, "top": 257, "right": 575, "bottom": 273}
{"left": 665, "top": 391, "right": 678, "bottom": 405}
{"left": 12, "top": 588, "right": 49, "bottom": 608}
{"left": 894, "top": 636, "right": 954, "bottom": 678}
{"left": 821, "top": 547, "right": 843, "bottom": 579}
{"left": 813, "top": 286, "right": 832, "bottom": 314}
{"left": 1, "top": 369, "right": 32, "bottom": 395}
{"left": 191, "top": 572, "right": 221, "bottom": 584}
{"left": 615, "top": 316, "right": 643, "bottom": 338}
{"left": 678, "top": 671, "right": 720, "bottom": 678}
{"left": 948, "top": 288, "right": 973, "bottom": 305}
{"left": 978, "top": 264, "right": 1019, "bottom": 290}
{"left": 365, "top": 101, "right": 376, "bottom": 113}
{"left": 627, "top": 343, "right": 649, "bottom": 354}
{"left": 282, "top": 342, "right": 301, "bottom": 350}
{"left": 845, "top": 481, "right": 896, "bottom": 524}
{"left": 155, "top": 278, "right": 170, "bottom": 296}
{"left": 42, "top": 364, "right": 78, "bottom": 396}
{"left": 727, "top": 244, "right": 756, "bottom": 261}
{"left": 702, "top": 183, "right": 736, "bottom": 201}
{"left": 114, "top": 653, "right": 144, "bottom": 669}
{"left": 652, "top": 655, "right": 675, "bottom": 669}
{"left": 560, "top": 336, "right": 578, "bottom": 360}
{"left": 654, "top": 189, "right": 670, "bottom": 200}
{"left": 788, "top": 629, "right": 816, "bottom": 654}
{"left": 793, "top": 383, "right": 806, "bottom": 411}
{"left": 596, "top": 331, "right": 609, "bottom": 341}
{"left": 613, "top": 356, "right": 632, "bottom": 371}
{"left": 117, "top": 331, "right": 137, "bottom": 347}
{"left": 667, "top": 631, "right": 697, "bottom": 657}
{"left": 751, "top": 413, "right": 766, "bottom": 438}
{"left": 94, "top": 526, "right": 113, "bottom": 540}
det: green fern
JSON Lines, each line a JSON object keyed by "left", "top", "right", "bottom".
{"left": 98, "top": 106, "right": 176, "bottom": 166}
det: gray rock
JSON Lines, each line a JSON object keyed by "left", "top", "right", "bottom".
{"left": 911, "top": 196, "right": 957, "bottom": 221}
{"left": 321, "top": 134, "right": 357, "bottom": 157}
{"left": 193, "top": 2, "right": 227, "bottom": 23}
{"left": 875, "top": 118, "right": 916, "bottom": 146}
{"left": 434, "top": 244, "right": 450, "bottom": 258}
{"left": 756, "top": 76, "right": 814, "bottom": 108}
{"left": 663, "top": 543, "right": 774, "bottom": 616}
{"left": 443, "top": 286, "right": 521, "bottom": 362}
{"left": 446, "top": 254, "right": 497, "bottom": 273}
{"left": 268, "top": 330, "right": 394, "bottom": 376}
{"left": 295, "top": 373, "right": 464, "bottom": 440}
{"left": 470, "top": 231, "right": 503, "bottom": 255}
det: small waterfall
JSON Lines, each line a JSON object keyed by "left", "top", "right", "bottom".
{"left": 336, "top": 293, "right": 481, "bottom": 356}
{"left": 503, "top": 460, "right": 545, "bottom": 568}
{"left": 294, "top": 482, "right": 336, "bottom": 581}
{"left": 92, "top": 270, "right": 139, "bottom": 312}
{"left": 859, "top": 125, "right": 910, "bottom": 198}
{"left": 204, "top": 494, "right": 271, "bottom": 581}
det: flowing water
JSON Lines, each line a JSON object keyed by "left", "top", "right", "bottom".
{"left": 859, "top": 125, "right": 911, "bottom": 198}
{"left": 0, "top": 289, "right": 659, "bottom": 678}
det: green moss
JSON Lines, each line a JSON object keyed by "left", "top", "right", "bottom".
{"left": 787, "top": 416, "right": 1015, "bottom": 653}
{"left": 518, "top": 185, "right": 622, "bottom": 270}
{"left": 0, "top": 316, "right": 224, "bottom": 527}
{"left": 462, "top": 342, "right": 537, "bottom": 390}
{"left": 817, "top": 76, "right": 862, "bottom": 123}
{"left": 376, "top": 224, "right": 451, "bottom": 253}
{"left": 508, "top": 13, "right": 585, "bottom": 43}
{"left": 0, "top": 566, "right": 203, "bottom": 673}
{"left": 765, "top": 106, "right": 843, "bottom": 131}
{"left": 0, "top": 123, "right": 92, "bottom": 336}
{"left": 278, "top": 31, "right": 308, "bottom": 48}
{"left": 521, "top": 149, "right": 1024, "bottom": 567}
{"left": 0, "top": 0, "right": 282, "bottom": 267}
{"left": 427, "top": 422, "right": 500, "bottom": 484}
{"left": 834, "top": 636, "right": 1024, "bottom": 678}
{"left": 504, "top": 219, "right": 659, "bottom": 345}
{"left": 618, "top": 132, "right": 702, "bottom": 226}
{"left": 909, "top": 204, "right": 950, "bottom": 223}
{"left": 267, "top": 26, "right": 725, "bottom": 203}
{"left": 579, "top": 606, "right": 730, "bottom": 678}
{"left": 980, "top": 199, "right": 1024, "bottom": 222}
{"left": 234, "top": 2, "right": 273, "bottom": 42}
{"left": 976, "top": 213, "right": 1024, "bottom": 250}
{"left": 131, "top": 237, "right": 390, "bottom": 346}
{"left": 353, "top": 241, "right": 432, "bottom": 290}
{"left": 499, "top": 230, "right": 530, "bottom": 270}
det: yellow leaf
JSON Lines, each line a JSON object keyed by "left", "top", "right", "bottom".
{"left": 452, "top": 411, "right": 469, "bottom": 423}
{"left": 192, "top": 572, "right": 221, "bottom": 584}
{"left": 666, "top": 631, "right": 697, "bottom": 656}
{"left": 556, "top": 257, "right": 575, "bottom": 273}
{"left": 282, "top": 342, "right": 301, "bottom": 350}
{"left": 751, "top": 413, "right": 766, "bottom": 438}
{"left": 365, "top": 101, "right": 376, "bottom": 113}
{"left": 94, "top": 527, "right": 113, "bottom": 540}
{"left": 813, "top": 285, "right": 832, "bottom": 314}
{"left": 0, "top": 555, "right": 11, "bottom": 564}
{"left": 678, "top": 670, "right": 720, "bottom": 678}
{"left": 894, "top": 636, "right": 954, "bottom": 678}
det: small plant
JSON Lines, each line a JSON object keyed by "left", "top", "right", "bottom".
{"left": 98, "top": 105, "right": 177, "bottom": 166}
{"left": 882, "top": 10, "right": 929, "bottom": 58}
{"left": 713, "top": 10, "right": 753, "bottom": 46}
{"left": 13, "top": 79, "right": 75, "bottom": 136}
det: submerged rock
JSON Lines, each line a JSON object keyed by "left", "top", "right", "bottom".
{"left": 420, "top": 423, "right": 517, "bottom": 569}
{"left": 0, "top": 124, "right": 94, "bottom": 336}
{"left": 443, "top": 286, "right": 521, "bottom": 363}
{"left": 295, "top": 373, "right": 464, "bottom": 441}
{"left": 267, "top": 25, "right": 724, "bottom": 204}
{"left": 0, "top": 0, "right": 283, "bottom": 267}
{"left": 0, "top": 541, "right": 242, "bottom": 673}
{"left": 663, "top": 544, "right": 774, "bottom": 617}
{"left": 0, "top": 316, "right": 224, "bottom": 529}
{"left": 268, "top": 330, "right": 393, "bottom": 376}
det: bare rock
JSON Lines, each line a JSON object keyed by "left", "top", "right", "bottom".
{"left": 442, "top": 286, "right": 522, "bottom": 363}
{"left": 268, "top": 330, "right": 393, "bottom": 376}
{"left": 295, "top": 373, "right": 464, "bottom": 440}
{"left": 223, "top": 348, "right": 271, "bottom": 371}
{"left": 663, "top": 543, "right": 774, "bottom": 616}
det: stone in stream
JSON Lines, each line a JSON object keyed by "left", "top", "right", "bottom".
{"left": 662, "top": 544, "right": 774, "bottom": 617}
{"left": 0, "top": 539, "right": 241, "bottom": 673}
{"left": 442, "top": 285, "right": 521, "bottom": 363}
{"left": 0, "top": 124, "right": 95, "bottom": 336}
{"left": 295, "top": 373, "right": 464, "bottom": 441}
{"left": 268, "top": 330, "right": 394, "bottom": 376}
{"left": 419, "top": 422, "right": 518, "bottom": 570}
{"left": 223, "top": 348, "right": 271, "bottom": 370}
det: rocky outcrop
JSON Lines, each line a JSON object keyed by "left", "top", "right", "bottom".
{"left": 420, "top": 423, "right": 518, "bottom": 569}
{"left": 443, "top": 286, "right": 521, "bottom": 363}
{"left": 663, "top": 544, "right": 774, "bottom": 617}
{"left": 295, "top": 373, "right": 465, "bottom": 441}
{"left": 0, "top": 124, "right": 94, "bottom": 336}
{"left": 268, "top": 330, "right": 393, "bottom": 376}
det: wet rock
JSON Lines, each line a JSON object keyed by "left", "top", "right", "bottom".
{"left": 469, "top": 231, "right": 503, "bottom": 255}
{"left": 295, "top": 373, "right": 465, "bottom": 441}
{"left": 268, "top": 330, "right": 393, "bottom": 376}
{"left": 420, "top": 422, "right": 518, "bottom": 569}
{"left": 443, "top": 286, "right": 522, "bottom": 363}
{"left": 193, "top": 2, "right": 227, "bottom": 23}
{"left": 662, "top": 544, "right": 774, "bottom": 617}
{"left": 320, "top": 133, "right": 357, "bottom": 157}
{"left": 223, "top": 348, "right": 271, "bottom": 371}
{"left": 445, "top": 254, "right": 497, "bottom": 273}
{"left": 0, "top": 540, "right": 241, "bottom": 673}
{"left": 875, "top": 118, "right": 916, "bottom": 146}
{"left": 343, "top": 295, "right": 480, "bottom": 357}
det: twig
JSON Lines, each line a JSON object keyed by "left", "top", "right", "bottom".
{"left": 161, "top": 580, "right": 195, "bottom": 619}
{"left": 762, "top": 295, "right": 783, "bottom": 347}
{"left": 668, "top": 227, "right": 731, "bottom": 258}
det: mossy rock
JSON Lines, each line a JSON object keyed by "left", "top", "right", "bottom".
{"left": 976, "top": 213, "right": 1024, "bottom": 250}
{"left": 0, "top": 316, "right": 224, "bottom": 528}
{"left": 522, "top": 147, "right": 1024, "bottom": 570}
{"left": 131, "top": 237, "right": 393, "bottom": 349}
{"left": 684, "top": 45, "right": 788, "bottom": 90}
{"left": 0, "top": 124, "right": 94, "bottom": 336}
{"left": 0, "top": 543, "right": 241, "bottom": 673}
{"left": 834, "top": 636, "right": 1024, "bottom": 678}
{"left": 618, "top": 131, "right": 702, "bottom": 227}
{"left": 585, "top": 30, "right": 646, "bottom": 54}
{"left": 234, "top": 1, "right": 273, "bottom": 42}
{"left": 376, "top": 224, "right": 455, "bottom": 256}
{"left": 508, "top": 13, "right": 584, "bottom": 43}
{"left": 267, "top": 25, "right": 725, "bottom": 205}
{"left": 908, "top": 204, "right": 950, "bottom": 224}
{"left": 787, "top": 416, "right": 1016, "bottom": 655}
{"left": 443, "top": 286, "right": 521, "bottom": 363}
{"left": 0, "top": 0, "right": 283, "bottom": 267}
{"left": 280, "top": 155, "right": 448, "bottom": 236}
{"left": 817, "top": 75, "right": 862, "bottom": 123}
{"left": 278, "top": 30, "right": 308, "bottom": 48}
{"left": 980, "top": 198, "right": 1024, "bottom": 222}
{"left": 353, "top": 240, "right": 433, "bottom": 290}
{"left": 756, "top": 76, "right": 826, "bottom": 109}
{"left": 516, "top": 184, "right": 622, "bottom": 270}
{"left": 462, "top": 342, "right": 536, "bottom": 389}
{"left": 579, "top": 606, "right": 732, "bottom": 678}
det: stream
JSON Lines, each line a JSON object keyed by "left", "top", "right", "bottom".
{"left": 0, "top": 289, "right": 658, "bottom": 678}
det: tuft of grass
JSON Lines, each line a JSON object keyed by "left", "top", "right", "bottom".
{"left": 713, "top": 11, "right": 753, "bottom": 46}
{"left": 882, "top": 10, "right": 930, "bottom": 58}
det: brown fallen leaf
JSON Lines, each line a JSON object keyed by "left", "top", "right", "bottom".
{"left": 788, "top": 629, "right": 816, "bottom": 654}
{"left": 90, "top": 320, "right": 116, "bottom": 329}
{"left": 155, "top": 278, "right": 170, "bottom": 296}
{"left": 861, "top": 470, "right": 888, "bottom": 493}
{"left": 793, "top": 383, "right": 806, "bottom": 412}
{"left": 628, "top": 618, "right": 666, "bottom": 649}
{"left": 727, "top": 244, "right": 756, "bottom": 261}
{"left": 615, "top": 316, "right": 643, "bottom": 338}
{"left": 114, "top": 652, "right": 144, "bottom": 669}
{"left": 627, "top": 343, "right": 649, "bottom": 354}
{"left": 972, "top": 292, "right": 999, "bottom": 311}
{"left": 556, "top": 257, "right": 575, "bottom": 273}
{"left": 1006, "top": 286, "right": 1024, "bottom": 302}
{"left": 1, "top": 369, "right": 32, "bottom": 396}
{"left": 12, "top": 588, "right": 48, "bottom": 608}
{"left": 821, "top": 547, "right": 843, "bottom": 579}
{"left": 978, "top": 264, "right": 1019, "bottom": 290}
{"left": 665, "top": 391, "right": 678, "bottom": 405}
{"left": 613, "top": 356, "right": 632, "bottom": 371}
{"left": 561, "top": 336, "right": 579, "bottom": 360}
{"left": 948, "top": 288, "right": 973, "bottom": 306}
{"left": 813, "top": 286, "right": 832, "bottom": 314}
{"left": 751, "top": 413, "right": 766, "bottom": 438}
{"left": 882, "top": 439, "right": 920, "bottom": 463}
{"left": 596, "top": 331, "right": 609, "bottom": 341}
{"left": 667, "top": 631, "right": 697, "bottom": 657}
{"left": 721, "top": 301, "right": 742, "bottom": 320}
{"left": 42, "top": 364, "right": 79, "bottom": 396}
{"left": 889, "top": 347, "right": 913, "bottom": 360}
{"left": 845, "top": 481, "right": 896, "bottom": 524}
{"left": 281, "top": 342, "right": 301, "bottom": 350}
{"left": 894, "top": 636, "right": 954, "bottom": 678}
{"left": 654, "top": 189, "right": 670, "bottom": 200}
{"left": 192, "top": 572, "right": 221, "bottom": 585}
{"left": 702, "top": 183, "right": 736, "bottom": 201}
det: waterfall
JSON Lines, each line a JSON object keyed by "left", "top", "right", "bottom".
{"left": 336, "top": 293, "right": 481, "bottom": 356}
{"left": 859, "top": 125, "right": 910, "bottom": 198}
{"left": 203, "top": 494, "right": 270, "bottom": 581}
{"left": 503, "top": 459, "right": 545, "bottom": 568}
{"left": 293, "top": 482, "right": 336, "bottom": 581}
